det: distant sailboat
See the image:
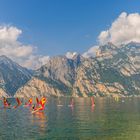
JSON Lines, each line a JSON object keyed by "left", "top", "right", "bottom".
{"left": 13, "top": 98, "right": 22, "bottom": 109}
{"left": 113, "top": 95, "right": 119, "bottom": 102}
{"left": 57, "top": 97, "right": 63, "bottom": 107}
{"left": 91, "top": 97, "right": 95, "bottom": 112}
{"left": 68, "top": 98, "right": 74, "bottom": 107}
{"left": 91, "top": 97, "right": 95, "bottom": 107}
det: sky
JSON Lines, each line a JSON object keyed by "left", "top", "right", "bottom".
{"left": 0, "top": 0, "right": 140, "bottom": 68}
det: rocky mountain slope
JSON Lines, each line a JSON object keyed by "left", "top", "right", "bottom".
{"left": 0, "top": 88, "right": 8, "bottom": 98}
{"left": 14, "top": 42, "right": 140, "bottom": 97}
{"left": 0, "top": 55, "right": 32, "bottom": 96}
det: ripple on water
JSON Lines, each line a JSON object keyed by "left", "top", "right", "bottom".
{"left": 0, "top": 97, "right": 140, "bottom": 140}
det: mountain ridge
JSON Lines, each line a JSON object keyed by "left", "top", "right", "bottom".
{"left": 0, "top": 55, "right": 32, "bottom": 96}
{"left": 15, "top": 42, "right": 140, "bottom": 97}
{"left": 1, "top": 42, "right": 140, "bottom": 97}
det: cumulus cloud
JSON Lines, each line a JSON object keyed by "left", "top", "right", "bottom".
{"left": 0, "top": 26, "right": 22, "bottom": 41}
{"left": 83, "top": 12, "right": 140, "bottom": 58}
{"left": 98, "top": 12, "right": 140, "bottom": 45}
{"left": 21, "top": 55, "right": 50, "bottom": 69}
{"left": 0, "top": 25, "right": 49, "bottom": 69}
{"left": 65, "top": 52, "right": 78, "bottom": 59}
{"left": 82, "top": 45, "right": 99, "bottom": 58}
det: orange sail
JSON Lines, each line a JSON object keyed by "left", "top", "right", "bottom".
{"left": 32, "top": 97, "right": 47, "bottom": 113}
{"left": 3, "top": 97, "right": 10, "bottom": 107}
{"left": 16, "top": 98, "right": 22, "bottom": 105}
{"left": 13, "top": 98, "right": 22, "bottom": 109}
{"left": 36, "top": 97, "right": 40, "bottom": 104}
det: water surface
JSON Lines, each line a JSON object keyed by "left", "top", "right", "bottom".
{"left": 0, "top": 97, "right": 140, "bottom": 140}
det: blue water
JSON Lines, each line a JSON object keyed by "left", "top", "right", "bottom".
{"left": 0, "top": 97, "right": 140, "bottom": 140}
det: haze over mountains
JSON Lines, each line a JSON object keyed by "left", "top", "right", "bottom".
{"left": 1, "top": 42, "right": 140, "bottom": 97}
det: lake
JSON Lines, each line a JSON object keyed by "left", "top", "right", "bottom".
{"left": 0, "top": 97, "right": 140, "bottom": 140}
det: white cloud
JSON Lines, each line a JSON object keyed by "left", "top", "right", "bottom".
{"left": 0, "top": 25, "right": 49, "bottom": 69}
{"left": 82, "top": 45, "right": 99, "bottom": 58}
{"left": 21, "top": 55, "right": 50, "bottom": 69}
{"left": 38, "top": 55, "right": 50, "bottom": 66}
{"left": 98, "top": 12, "right": 140, "bottom": 45}
{"left": 65, "top": 52, "right": 78, "bottom": 59}
{"left": 83, "top": 12, "right": 140, "bottom": 58}
{"left": 0, "top": 26, "right": 22, "bottom": 41}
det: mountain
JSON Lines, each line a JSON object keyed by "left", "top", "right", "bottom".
{"left": 14, "top": 42, "right": 140, "bottom": 97}
{"left": 0, "top": 55, "right": 32, "bottom": 96}
{"left": 0, "top": 88, "right": 8, "bottom": 98}
{"left": 15, "top": 77, "right": 64, "bottom": 98}
{"left": 15, "top": 54, "right": 85, "bottom": 97}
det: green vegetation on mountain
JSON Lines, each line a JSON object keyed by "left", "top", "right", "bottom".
{"left": 1, "top": 42, "right": 140, "bottom": 97}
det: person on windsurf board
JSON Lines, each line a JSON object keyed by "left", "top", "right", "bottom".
{"left": 3, "top": 97, "right": 11, "bottom": 108}
{"left": 13, "top": 98, "right": 22, "bottom": 109}
{"left": 91, "top": 96, "right": 95, "bottom": 107}
{"left": 32, "top": 97, "right": 47, "bottom": 114}
{"left": 68, "top": 98, "right": 74, "bottom": 107}
{"left": 24, "top": 98, "right": 33, "bottom": 107}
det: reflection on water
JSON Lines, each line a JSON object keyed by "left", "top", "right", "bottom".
{"left": 0, "top": 97, "right": 140, "bottom": 140}
{"left": 31, "top": 112, "right": 47, "bottom": 136}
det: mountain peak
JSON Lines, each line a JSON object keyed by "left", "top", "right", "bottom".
{"left": 0, "top": 55, "right": 11, "bottom": 61}
{"left": 0, "top": 55, "right": 32, "bottom": 96}
{"left": 0, "top": 55, "right": 15, "bottom": 66}
{"left": 126, "top": 41, "right": 140, "bottom": 47}
{"left": 65, "top": 52, "right": 78, "bottom": 59}
{"left": 107, "top": 42, "right": 115, "bottom": 46}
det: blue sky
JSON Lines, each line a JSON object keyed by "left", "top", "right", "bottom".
{"left": 0, "top": 0, "right": 140, "bottom": 56}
